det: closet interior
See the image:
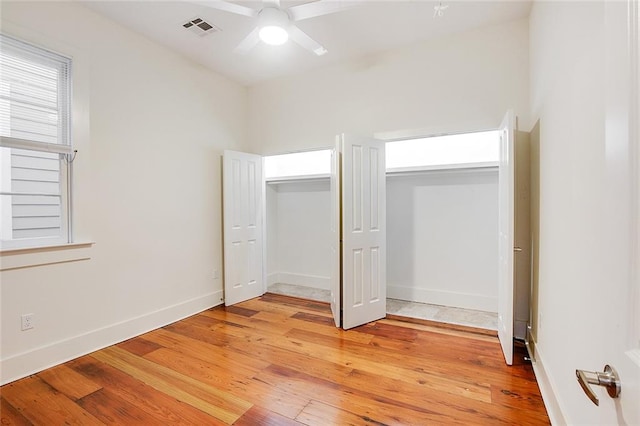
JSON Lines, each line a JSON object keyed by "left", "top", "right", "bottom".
{"left": 265, "top": 131, "right": 501, "bottom": 330}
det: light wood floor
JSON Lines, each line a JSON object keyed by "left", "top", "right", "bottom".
{"left": 1, "top": 293, "right": 550, "bottom": 425}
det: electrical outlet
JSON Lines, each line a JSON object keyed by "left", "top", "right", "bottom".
{"left": 21, "top": 313, "right": 34, "bottom": 331}
{"left": 213, "top": 270, "right": 220, "bottom": 279}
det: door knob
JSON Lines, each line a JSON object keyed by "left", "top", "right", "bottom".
{"left": 575, "top": 365, "right": 621, "bottom": 406}
{"left": 513, "top": 247, "right": 523, "bottom": 252}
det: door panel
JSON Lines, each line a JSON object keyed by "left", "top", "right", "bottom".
{"left": 223, "top": 150, "right": 264, "bottom": 306}
{"left": 498, "top": 110, "right": 515, "bottom": 365}
{"left": 341, "top": 134, "right": 386, "bottom": 330}
{"left": 330, "top": 143, "right": 341, "bottom": 327}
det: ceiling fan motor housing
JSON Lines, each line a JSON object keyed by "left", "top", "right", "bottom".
{"left": 259, "top": 7, "right": 291, "bottom": 30}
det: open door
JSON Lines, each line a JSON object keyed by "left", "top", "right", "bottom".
{"left": 498, "top": 111, "right": 515, "bottom": 365}
{"left": 329, "top": 143, "right": 341, "bottom": 327}
{"left": 340, "top": 134, "right": 386, "bottom": 330}
{"left": 223, "top": 150, "right": 264, "bottom": 306}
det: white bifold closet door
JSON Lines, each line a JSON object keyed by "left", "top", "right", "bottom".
{"left": 497, "top": 111, "right": 515, "bottom": 365}
{"left": 222, "top": 150, "right": 264, "bottom": 306}
{"left": 340, "top": 134, "right": 387, "bottom": 329}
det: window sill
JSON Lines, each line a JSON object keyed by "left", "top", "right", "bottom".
{"left": 0, "top": 241, "right": 94, "bottom": 271}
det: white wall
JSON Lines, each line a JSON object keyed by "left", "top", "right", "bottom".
{"left": 387, "top": 169, "right": 499, "bottom": 312}
{"left": 0, "top": 1, "right": 247, "bottom": 384}
{"left": 266, "top": 180, "right": 331, "bottom": 289}
{"left": 529, "top": 1, "right": 638, "bottom": 423}
{"left": 247, "top": 18, "right": 529, "bottom": 154}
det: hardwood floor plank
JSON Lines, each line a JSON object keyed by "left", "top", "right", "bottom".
{"left": 69, "top": 355, "right": 223, "bottom": 425}
{"left": 222, "top": 305, "right": 260, "bottom": 317}
{"left": 251, "top": 310, "right": 374, "bottom": 344}
{"left": 295, "top": 400, "right": 387, "bottom": 426}
{"left": 117, "top": 336, "right": 164, "bottom": 357}
{"left": 77, "top": 388, "right": 165, "bottom": 424}
{"left": 241, "top": 296, "right": 333, "bottom": 318}
{"left": 37, "top": 364, "right": 102, "bottom": 400}
{"left": 0, "top": 296, "right": 549, "bottom": 425}
{"left": 260, "top": 293, "right": 332, "bottom": 312}
{"left": 353, "top": 321, "right": 419, "bottom": 342}
{"left": 256, "top": 364, "right": 485, "bottom": 425}
{"left": 1, "top": 376, "right": 102, "bottom": 425}
{"left": 144, "top": 328, "right": 270, "bottom": 375}
{"left": 275, "top": 328, "right": 493, "bottom": 403}
{"left": 92, "top": 346, "right": 251, "bottom": 424}
{"left": 290, "top": 311, "right": 336, "bottom": 326}
{"left": 142, "top": 345, "right": 310, "bottom": 420}
{"left": 0, "top": 397, "right": 32, "bottom": 426}
{"left": 233, "top": 405, "right": 303, "bottom": 426}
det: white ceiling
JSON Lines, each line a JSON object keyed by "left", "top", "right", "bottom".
{"left": 82, "top": 0, "right": 532, "bottom": 86}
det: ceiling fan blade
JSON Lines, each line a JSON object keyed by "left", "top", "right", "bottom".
{"left": 288, "top": 0, "right": 362, "bottom": 22}
{"left": 234, "top": 27, "right": 261, "bottom": 54}
{"left": 289, "top": 25, "right": 327, "bottom": 56}
{"left": 190, "top": 0, "right": 258, "bottom": 18}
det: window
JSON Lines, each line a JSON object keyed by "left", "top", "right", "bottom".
{"left": 385, "top": 130, "right": 500, "bottom": 171}
{"left": 0, "top": 34, "right": 73, "bottom": 249}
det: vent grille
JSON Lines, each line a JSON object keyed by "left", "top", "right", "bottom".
{"left": 183, "top": 18, "right": 220, "bottom": 36}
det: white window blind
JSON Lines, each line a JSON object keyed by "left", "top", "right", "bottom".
{"left": 0, "top": 34, "right": 72, "bottom": 249}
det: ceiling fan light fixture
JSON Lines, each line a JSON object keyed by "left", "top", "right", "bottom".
{"left": 258, "top": 7, "right": 290, "bottom": 46}
{"left": 259, "top": 25, "right": 289, "bottom": 45}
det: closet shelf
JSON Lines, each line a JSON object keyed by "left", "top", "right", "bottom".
{"left": 386, "top": 161, "right": 498, "bottom": 177}
{"left": 265, "top": 173, "right": 331, "bottom": 184}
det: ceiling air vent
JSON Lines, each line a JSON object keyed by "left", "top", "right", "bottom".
{"left": 182, "top": 18, "right": 220, "bottom": 37}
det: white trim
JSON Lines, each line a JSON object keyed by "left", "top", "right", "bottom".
{"left": 374, "top": 126, "right": 499, "bottom": 142}
{"left": 387, "top": 284, "right": 497, "bottom": 313}
{"left": 0, "top": 241, "right": 93, "bottom": 270}
{"left": 630, "top": 0, "right": 640, "bottom": 361}
{"left": 0, "top": 136, "right": 73, "bottom": 155}
{"left": 527, "top": 343, "right": 568, "bottom": 426}
{"left": 0, "top": 291, "right": 223, "bottom": 385}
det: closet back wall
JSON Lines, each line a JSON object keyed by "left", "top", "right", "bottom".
{"left": 266, "top": 180, "right": 332, "bottom": 289}
{"left": 387, "top": 170, "right": 499, "bottom": 312}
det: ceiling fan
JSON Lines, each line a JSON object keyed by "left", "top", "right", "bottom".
{"left": 192, "top": 0, "right": 360, "bottom": 56}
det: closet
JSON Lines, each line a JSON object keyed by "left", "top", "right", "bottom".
{"left": 265, "top": 152, "right": 333, "bottom": 302}
{"left": 222, "top": 110, "right": 517, "bottom": 364}
{"left": 265, "top": 132, "right": 502, "bottom": 314}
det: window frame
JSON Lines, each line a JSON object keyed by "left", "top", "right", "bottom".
{"left": 0, "top": 33, "right": 74, "bottom": 250}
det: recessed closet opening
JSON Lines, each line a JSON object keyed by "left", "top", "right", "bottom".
{"left": 385, "top": 130, "right": 500, "bottom": 330}
{"left": 265, "top": 149, "right": 333, "bottom": 302}
{"left": 264, "top": 130, "right": 502, "bottom": 330}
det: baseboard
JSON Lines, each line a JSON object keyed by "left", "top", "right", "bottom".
{"left": 269, "top": 271, "right": 330, "bottom": 290}
{"left": 527, "top": 341, "right": 567, "bottom": 425}
{"left": 387, "top": 284, "right": 497, "bottom": 312}
{"left": 0, "top": 290, "right": 223, "bottom": 385}
{"left": 267, "top": 272, "right": 279, "bottom": 286}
